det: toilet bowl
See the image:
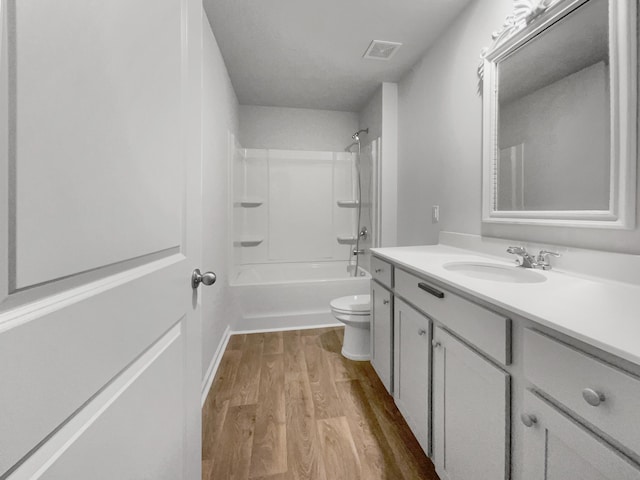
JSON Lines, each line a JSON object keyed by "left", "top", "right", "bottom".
{"left": 330, "top": 294, "right": 371, "bottom": 361}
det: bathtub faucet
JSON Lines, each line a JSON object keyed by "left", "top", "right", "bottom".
{"left": 352, "top": 248, "right": 365, "bottom": 256}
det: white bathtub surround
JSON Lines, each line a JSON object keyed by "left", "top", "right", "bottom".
{"left": 371, "top": 243, "right": 640, "bottom": 366}
{"left": 233, "top": 148, "right": 358, "bottom": 266}
{"left": 230, "top": 262, "right": 370, "bottom": 332}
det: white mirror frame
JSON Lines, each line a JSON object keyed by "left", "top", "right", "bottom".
{"left": 479, "top": 0, "right": 637, "bottom": 229}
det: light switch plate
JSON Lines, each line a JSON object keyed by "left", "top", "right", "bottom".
{"left": 432, "top": 205, "right": 440, "bottom": 223}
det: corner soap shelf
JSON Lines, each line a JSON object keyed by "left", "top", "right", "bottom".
{"left": 234, "top": 198, "right": 263, "bottom": 208}
{"left": 233, "top": 236, "right": 264, "bottom": 247}
{"left": 337, "top": 235, "right": 357, "bottom": 245}
{"left": 337, "top": 200, "right": 359, "bottom": 208}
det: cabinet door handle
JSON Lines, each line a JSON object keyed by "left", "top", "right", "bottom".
{"left": 418, "top": 282, "right": 445, "bottom": 299}
{"left": 520, "top": 414, "right": 537, "bottom": 428}
{"left": 582, "top": 388, "right": 606, "bottom": 407}
{"left": 432, "top": 340, "right": 441, "bottom": 348}
{"left": 382, "top": 299, "right": 390, "bottom": 305}
{"left": 375, "top": 268, "right": 383, "bottom": 273}
{"left": 418, "top": 329, "right": 427, "bottom": 336}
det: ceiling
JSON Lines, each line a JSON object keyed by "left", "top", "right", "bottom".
{"left": 203, "top": 0, "right": 474, "bottom": 112}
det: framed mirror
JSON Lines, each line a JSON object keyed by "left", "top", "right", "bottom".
{"left": 479, "top": 0, "right": 637, "bottom": 228}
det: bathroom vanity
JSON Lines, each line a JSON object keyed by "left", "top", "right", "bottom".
{"left": 370, "top": 245, "right": 640, "bottom": 480}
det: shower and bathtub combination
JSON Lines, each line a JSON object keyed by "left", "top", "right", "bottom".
{"left": 230, "top": 130, "right": 380, "bottom": 356}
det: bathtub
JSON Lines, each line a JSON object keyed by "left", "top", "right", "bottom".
{"left": 230, "top": 261, "right": 371, "bottom": 332}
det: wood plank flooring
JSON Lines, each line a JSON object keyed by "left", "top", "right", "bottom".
{"left": 202, "top": 327, "right": 439, "bottom": 480}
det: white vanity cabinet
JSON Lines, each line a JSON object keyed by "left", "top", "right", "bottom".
{"left": 521, "top": 390, "right": 640, "bottom": 480}
{"left": 393, "top": 298, "right": 431, "bottom": 455}
{"left": 432, "top": 326, "right": 510, "bottom": 480}
{"left": 370, "top": 257, "right": 394, "bottom": 393}
{"left": 521, "top": 329, "right": 640, "bottom": 479}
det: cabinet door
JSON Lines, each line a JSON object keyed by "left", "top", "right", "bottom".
{"left": 371, "top": 281, "right": 393, "bottom": 393}
{"left": 394, "top": 299, "right": 430, "bottom": 455}
{"left": 522, "top": 390, "right": 640, "bottom": 480}
{"left": 433, "top": 327, "right": 510, "bottom": 480}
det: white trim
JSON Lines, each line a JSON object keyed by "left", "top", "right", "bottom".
{"left": 480, "top": 0, "right": 637, "bottom": 230}
{"left": 233, "top": 322, "right": 343, "bottom": 336}
{"left": 200, "top": 324, "right": 231, "bottom": 407}
{"left": 234, "top": 310, "right": 341, "bottom": 334}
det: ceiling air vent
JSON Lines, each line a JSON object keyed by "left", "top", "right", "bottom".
{"left": 363, "top": 40, "right": 402, "bottom": 61}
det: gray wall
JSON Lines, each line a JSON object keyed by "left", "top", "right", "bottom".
{"left": 359, "top": 86, "right": 383, "bottom": 142}
{"left": 201, "top": 14, "right": 239, "bottom": 383}
{"left": 238, "top": 105, "right": 358, "bottom": 152}
{"left": 397, "top": 0, "right": 640, "bottom": 253}
{"left": 499, "top": 62, "right": 609, "bottom": 211}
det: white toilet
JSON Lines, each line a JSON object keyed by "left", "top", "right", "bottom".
{"left": 329, "top": 294, "right": 371, "bottom": 361}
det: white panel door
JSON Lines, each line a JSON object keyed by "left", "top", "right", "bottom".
{"left": 0, "top": 0, "right": 204, "bottom": 478}
{"left": 370, "top": 281, "right": 392, "bottom": 393}
{"left": 393, "top": 298, "right": 430, "bottom": 455}
{"left": 432, "top": 327, "right": 510, "bottom": 480}
{"left": 522, "top": 390, "right": 640, "bottom": 480}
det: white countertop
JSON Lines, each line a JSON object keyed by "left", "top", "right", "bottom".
{"left": 371, "top": 245, "right": 640, "bottom": 367}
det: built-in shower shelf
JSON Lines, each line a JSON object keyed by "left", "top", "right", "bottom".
{"left": 234, "top": 198, "right": 264, "bottom": 208}
{"left": 234, "top": 236, "right": 264, "bottom": 247}
{"left": 337, "top": 235, "right": 357, "bottom": 245}
{"left": 337, "top": 200, "right": 359, "bottom": 208}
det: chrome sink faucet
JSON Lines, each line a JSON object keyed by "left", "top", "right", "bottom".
{"left": 507, "top": 246, "right": 560, "bottom": 270}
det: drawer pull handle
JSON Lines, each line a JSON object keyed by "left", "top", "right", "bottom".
{"left": 418, "top": 282, "right": 445, "bottom": 299}
{"left": 520, "top": 414, "right": 537, "bottom": 428}
{"left": 375, "top": 268, "right": 383, "bottom": 273}
{"left": 432, "top": 340, "right": 441, "bottom": 348}
{"left": 582, "top": 388, "right": 606, "bottom": 407}
{"left": 382, "top": 299, "right": 390, "bottom": 305}
{"left": 418, "top": 329, "right": 427, "bottom": 336}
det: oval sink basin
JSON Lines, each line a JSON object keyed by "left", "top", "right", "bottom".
{"left": 443, "top": 262, "right": 546, "bottom": 284}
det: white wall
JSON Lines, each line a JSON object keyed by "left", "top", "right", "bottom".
{"left": 359, "top": 87, "right": 383, "bottom": 141}
{"left": 397, "top": 0, "right": 640, "bottom": 254}
{"left": 359, "top": 83, "right": 399, "bottom": 250}
{"left": 201, "top": 15, "right": 239, "bottom": 384}
{"left": 398, "top": 0, "right": 513, "bottom": 247}
{"left": 239, "top": 105, "right": 358, "bottom": 152}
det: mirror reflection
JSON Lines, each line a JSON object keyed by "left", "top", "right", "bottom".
{"left": 496, "top": 0, "right": 610, "bottom": 211}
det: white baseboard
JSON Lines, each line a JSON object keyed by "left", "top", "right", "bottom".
{"left": 201, "top": 324, "right": 231, "bottom": 407}
{"left": 233, "top": 311, "right": 341, "bottom": 334}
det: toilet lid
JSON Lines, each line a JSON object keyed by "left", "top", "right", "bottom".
{"left": 330, "top": 294, "right": 371, "bottom": 314}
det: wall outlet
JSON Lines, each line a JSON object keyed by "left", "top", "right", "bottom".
{"left": 432, "top": 205, "right": 440, "bottom": 223}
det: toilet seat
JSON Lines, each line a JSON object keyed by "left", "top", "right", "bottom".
{"left": 330, "top": 294, "right": 371, "bottom": 315}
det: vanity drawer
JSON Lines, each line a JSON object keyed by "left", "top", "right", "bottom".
{"left": 524, "top": 328, "right": 640, "bottom": 456}
{"left": 371, "top": 256, "right": 393, "bottom": 288}
{"left": 395, "top": 268, "right": 510, "bottom": 365}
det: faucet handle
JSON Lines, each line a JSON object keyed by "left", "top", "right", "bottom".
{"left": 537, "top": 250, "right": 560, "bottom": 260}
{"left": 536, "top": 250, "right": 560, "bottom": 270}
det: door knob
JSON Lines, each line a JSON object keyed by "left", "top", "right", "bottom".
{"left": 191, "top": 269, "right": 217, "bottom": 289}
{"left": 520, "top": 413, "right": 537, "bottom": 428}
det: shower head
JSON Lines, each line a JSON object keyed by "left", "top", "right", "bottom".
{"left": 351, "top": 128, "right": 369, "bottom": 142}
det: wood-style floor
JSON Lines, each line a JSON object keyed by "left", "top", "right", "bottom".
{"left": 202, "top": 327, "right": 438, "bottom": 480}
